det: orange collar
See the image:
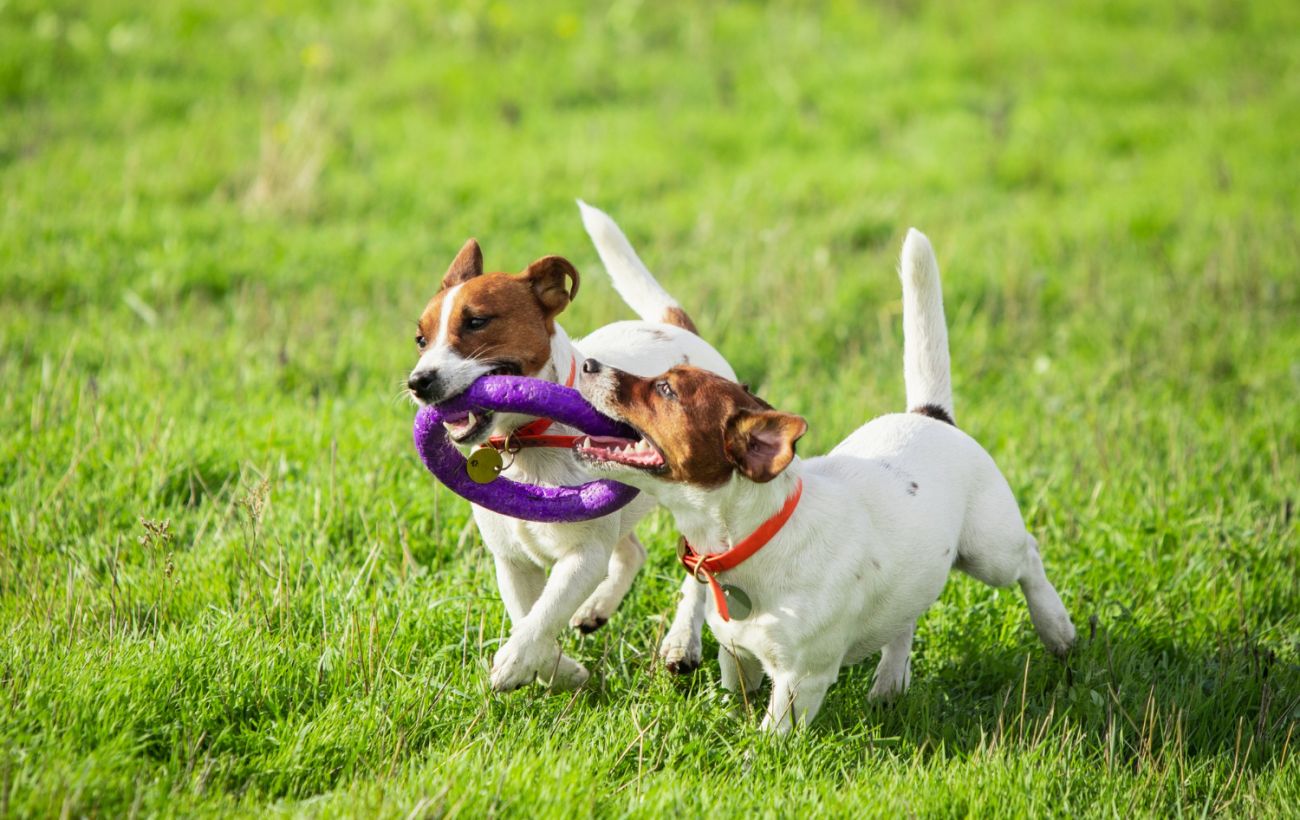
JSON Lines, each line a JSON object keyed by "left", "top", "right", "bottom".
{"left": 679, "top": 478, "right": 804, "bottom": 621}
{"left": 486, "top": 355, "right": 579, "bottom": 450}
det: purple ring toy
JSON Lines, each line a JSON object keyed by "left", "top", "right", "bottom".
{"left": 413, "top": 375, "right": 641, "bottom": 523}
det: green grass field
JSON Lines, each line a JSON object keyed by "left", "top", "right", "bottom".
{"left": 3, "top": 0, "right": 1298, "bottom": 815}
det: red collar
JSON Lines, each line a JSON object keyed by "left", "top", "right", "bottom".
{"left": 679, "top": 478, "right": 804, "bottom": 621}
{"left": 486, "top": 355, "right": 579, "bottom": 450}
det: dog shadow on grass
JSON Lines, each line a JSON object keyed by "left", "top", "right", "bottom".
{"left": 794, "top": 612, "right": 1300, "bottom": 772}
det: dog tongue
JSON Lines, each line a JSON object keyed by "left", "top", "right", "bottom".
{"left": 442, "top": 410, "right": 477, "bottom": 435}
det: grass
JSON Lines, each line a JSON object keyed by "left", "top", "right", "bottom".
{"left": 2, "top": 0, "right": 1298, "bottom": 815}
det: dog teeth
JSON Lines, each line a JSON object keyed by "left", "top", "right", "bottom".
{"left": 466, "top": 411, "right": 478, "bottom": 428}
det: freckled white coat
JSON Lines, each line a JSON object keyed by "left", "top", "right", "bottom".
{"left": 584, "top": 230, "right": 1076, "bottom": 730}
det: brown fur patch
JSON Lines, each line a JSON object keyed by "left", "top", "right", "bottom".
{"left": 416, "top": 248, "right": 581, "bottom": 378}
{"left": 911, "top": 403, "right": 956, "bottom": 426}
{"left": 602, "top": 366, "right": 805, "bottom": 486}
{"left": 661, "top": 306, "right": 698, "bottom": 334}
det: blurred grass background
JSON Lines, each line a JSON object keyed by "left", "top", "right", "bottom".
{"left": 1, "top": 0, "right": 1297, "bottom": 816}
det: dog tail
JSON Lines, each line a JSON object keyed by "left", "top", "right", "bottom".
{"left": 900, "top": 228, "right": 955, "bottom": 425}
{"left": 577, "top": 199, "right": 699, "bottom": 334}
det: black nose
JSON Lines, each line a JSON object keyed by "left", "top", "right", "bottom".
{"left": 408, "top": 370, "right": 441, "bottom": 401}
{"left": 582, "top": 359, "right": 602, "bottom": 374}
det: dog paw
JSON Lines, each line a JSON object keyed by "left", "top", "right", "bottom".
{"left": 1036, "top": 616, "right": 1078, "bottom": 658}
{"left": 660, "top": 633, "right": 702, "bottom": 675}
{"left": 868, "top": 668, "right": 911, "bottom": 703}
{"left": 867, "top": 678, "right": 906, "bottom": 703}
{"left": 490, "top": 636, "right": 558, "bottom": 692}
{"left": 569, "top": 609, "right": 608, "bottom": 634}
{"left": 543, "top": 655, "right": 590, "bottom": 691}
{"left": 570, "top": 593, "right": 617, "bottom": 634}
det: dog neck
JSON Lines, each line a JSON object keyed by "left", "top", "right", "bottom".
{"left": 499, "top": 325, "right": 584, "bottom": 481}
{"left": 662, "top": 462, "right": 804, "bottom": 556}
{"left": 547, "top": 324, "right": 581, "bottom": 382}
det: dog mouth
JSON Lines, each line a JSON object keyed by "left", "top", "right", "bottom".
{"left": 437, "top": 362, "right": 521, "bottom": 442}
{"left": 440, "top": 409, "right": 494, "bottom": 443}
{"left": 574, "top": 432, "right": 667, "bottom": 471}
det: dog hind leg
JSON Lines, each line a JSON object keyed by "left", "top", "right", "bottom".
{"left": 1016, "top": 536, "right": 1076, "bottom": 656}
{"left": 955, "top": 479, "right": 1074, "bottom": 657}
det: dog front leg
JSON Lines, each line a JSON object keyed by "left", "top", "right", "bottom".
{"left": 570, "top": 533, "right": 647, "bottom": 634}
{"left": 491, "top": 555, "right": 588, "bottom": 690}
{"left": 493, "top": 554, "right": 546, "bottom": 622}
{"left": 761, "top": 668, "right": 837, "bottom": 734}
{"left": 868, "top": 620, "right": 915, "bottom": 702}
{"left": 718, "top": 643, "right": 763, "bottom": 703}
{"left": 490, "top": 549, "right": 607, "bottom": 692}
{"left": 660, "top": 577, "right": 706, "bottom": 674}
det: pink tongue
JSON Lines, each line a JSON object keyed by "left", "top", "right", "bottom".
{"left": 443, "top": 413, "right": 474, "bottom": 433}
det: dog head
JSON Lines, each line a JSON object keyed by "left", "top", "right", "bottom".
{"left": 408, "top": 239, "right": 579, "bottom": 444}
{"left": 575, "top": 360, "right": 807, "bottom": 491}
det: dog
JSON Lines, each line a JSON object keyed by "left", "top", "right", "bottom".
{"left": 407, "top": 202, "right": 734, "bottom": 691}
{"left": 575, "top": 229, "right": 1077, "bottom": 731}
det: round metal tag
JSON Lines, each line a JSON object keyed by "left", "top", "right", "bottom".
{"left": 466, "top": 447, "right": 504, "bottom": 484}
{"left": 721, "top": 584, "right": 753, "bottom": 620}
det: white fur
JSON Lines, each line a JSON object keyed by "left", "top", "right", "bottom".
{"left": 900, "top": 229, "right": 954, "bottom": 417}
{"left": 579, "top": 229, "right": 1076, "bottom": 729}
{"left": 435, "top": 282, "right": 461, "bottom": 346}
{"left": 410, "top": 283, "right": 499, "bottom": 402}
{"left": 577, "top": 200, "right": 684, "bottom": 323}
{"left": 466, "top": 209, "right": 736, "bottom": 692}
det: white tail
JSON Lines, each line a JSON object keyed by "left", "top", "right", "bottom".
{"left": 899, "top": 228, "right": 954, "bottom": 421}
{"left": 577, "top": 200, "right": 696, "bottom": 332}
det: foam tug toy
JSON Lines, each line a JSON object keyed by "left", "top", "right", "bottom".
{"left": 412, "top": 375, "right": 641, "bottom": 523}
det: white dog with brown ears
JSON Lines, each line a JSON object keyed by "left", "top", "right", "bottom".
{"left": 575, "top": 229, "right": 1077, "bottom": 731}
{"left": 407, "top": 202, "right": 730, "bottom": 691}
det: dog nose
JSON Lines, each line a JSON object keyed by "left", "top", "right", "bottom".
{"left": 408, "top": 369, "right": 441, "bottom": 401}
{"left": 582, "top": 359, "right": 602, "bottom": 374}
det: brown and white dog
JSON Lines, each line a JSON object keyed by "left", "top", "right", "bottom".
{"left": 576, "top": 230, "right": 1076, "bottom": 731}
{"left": 408, "top": 202, "right": 735, "bottom": 691}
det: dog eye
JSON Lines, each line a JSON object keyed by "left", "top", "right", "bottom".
{"left": 464, "top": 316, "right": 491, "bottom": 331}
{"left": 415, "top": 335, "right": 427, "bottom": 349}
{"left": 655, "top": 380, "right": 677, "bottom": 400}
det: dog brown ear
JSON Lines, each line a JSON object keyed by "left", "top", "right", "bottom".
{"left": 441, "top": 239, "right": 484, "bottom": 289}
{"left": 524, "top": 255, "right": 580, "bottom": 319}
{"left": 724, "top": 409, "right": 808, "bottom": 483}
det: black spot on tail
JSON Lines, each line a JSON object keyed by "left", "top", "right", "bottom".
{"left": 911, "top": 404, "right": 955, "bottom": 426}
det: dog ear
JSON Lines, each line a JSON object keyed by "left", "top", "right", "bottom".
{"left": 724, "top": 409, "right": 807, "bottom": 483}
{"left": 523, "top": 255, "right": 580, "bottom": 319}
{"left": 441, "top": 239, "right": 484, "bottom": 289}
